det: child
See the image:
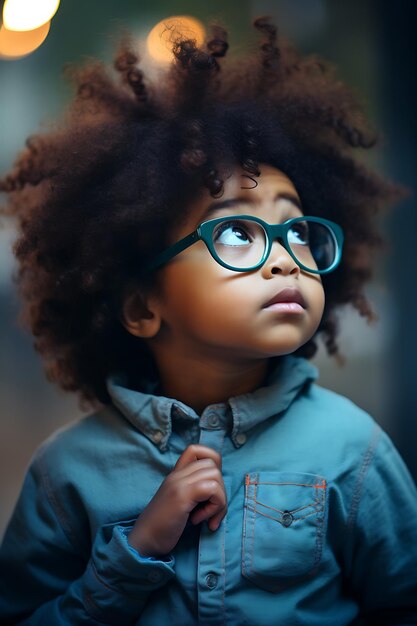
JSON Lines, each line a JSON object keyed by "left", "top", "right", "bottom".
{"left": 1, "top": 15, "right": 416, "bottom": 626}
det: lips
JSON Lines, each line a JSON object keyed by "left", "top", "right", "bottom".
{"left": 263, "top": 287, "right": 307, "bottom": 309}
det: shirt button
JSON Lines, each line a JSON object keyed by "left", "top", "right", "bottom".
{"left": 206, "top": 572, "right": 218, "bottom": 589}
{"left": 147, "top": 569, "right": 163, "bottom": 583}
{"left": 208, "top": 414, "right": 220, "bottom": 428}
{"left": 282, "top": 511, "right": 294, "bottom": 527}
{"left": 152, "top": 430, "right": 163, "bottom": 443}
{"left": 235, "top": 432, "right": 247, "bottom": 445}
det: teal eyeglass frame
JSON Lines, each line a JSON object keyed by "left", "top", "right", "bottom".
{"left": 144, "top": 214, "right": 344, "bottom": 275}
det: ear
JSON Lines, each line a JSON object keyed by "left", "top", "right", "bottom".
{"left": 120, "top": 288, "right": 162, "bottom": 339}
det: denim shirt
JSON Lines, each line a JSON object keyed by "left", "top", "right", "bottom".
{"left": 1, "top": 355, "right": 417, "bottom": 625}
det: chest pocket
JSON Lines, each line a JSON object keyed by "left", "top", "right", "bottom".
{"left": 242, "top": 471, "right": 327, "bottom": 594}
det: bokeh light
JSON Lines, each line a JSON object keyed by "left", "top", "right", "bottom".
{"left": 3, "top": 0, "right": 60, "bottom": 32}
{"left": 0, "top": 21, "right": 50, "bottom": 59}
{"left": 146, "top": 15, "right": 205, "bottom": 64}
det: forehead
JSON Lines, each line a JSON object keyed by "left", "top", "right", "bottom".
{"left": 235, "top": 164, "right": 296, "bottom": 195}
{"left": 199, "top": 163, "right": 299, "bottom": 207}
{"left": 170, "top": 163, "right": 302, "bottom": 241}
{"left": 180, "top": 162, "right": 302, "bottom": 228}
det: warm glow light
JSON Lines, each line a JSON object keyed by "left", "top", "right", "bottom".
{"left": 0, "top": 21, "right": 50, "bottom": 59}
{"left": 146, "top": 15, "right": 205, "bottom": 64}
{"left": 3, "top": 0, "right": 60, "bottom": 32}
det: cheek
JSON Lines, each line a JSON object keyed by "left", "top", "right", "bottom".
{"left": 309, "top": 282, "right": 326, "bottom": 328}
{"left": 160, "top": 263, "right": 250, "bottom": 324}
{"left": 159, "top": 264, "right": 214, "bottom": 318}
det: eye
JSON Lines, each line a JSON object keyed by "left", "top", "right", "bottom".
{"left": 213, "top": 220, "right": 254, "bottom": 246}
{"left": 287, "top": 221, "right": 309, "bottom": 245}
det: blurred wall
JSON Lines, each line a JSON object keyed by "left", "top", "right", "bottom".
{"left": 1, "top": 0, "right": 416, "bottom": 538}
{"left": 375, "top": 0, "right": 417, "bottom": 481}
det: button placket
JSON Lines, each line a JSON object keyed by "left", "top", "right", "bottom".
{"left": 197, "top": 425, "right": 227, "bottom": 624}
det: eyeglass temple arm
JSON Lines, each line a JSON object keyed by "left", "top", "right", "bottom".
{"left": 145, "top": 229, "right": 201, "bottom": 271}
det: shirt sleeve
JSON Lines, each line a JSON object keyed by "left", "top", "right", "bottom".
{"left": 346, "top": 426, "right": 417, "bottom": 624}
{"left": 0, "top": 452, "right": 176, "bottom": 625}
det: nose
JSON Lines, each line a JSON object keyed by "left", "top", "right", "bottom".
{"left": 261, "top": 240, "right": 300, "bottom": 278}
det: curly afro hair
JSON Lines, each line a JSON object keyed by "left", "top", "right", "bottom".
{"left": 0, "top": 16, "right": 404, "bottom": 410}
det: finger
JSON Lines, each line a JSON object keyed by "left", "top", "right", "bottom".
{"left": 202, "top": 484, "right": 228, "bottom": 529}
{"left": 190, "top": 498, "right": 225, "bottom": 526}
{"left": 208, "top": 506, "right": 228, "bottom": 530}
{"left": 175, "top": 458, "right": 218, "bottom": 479}
{"left": 189, "top": 484, "right": 227, "bottom": 524}
{"left": 182, "top": 465, "right": 222, "bottom": 485}
{"left": 174, "top": 444, "right": 222, "bottom": 471}
{"left": 174, "top": 445, "right": 222, "bottom": 471}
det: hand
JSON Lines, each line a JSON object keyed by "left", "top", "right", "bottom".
{"left": 128, "top": 444, "right": 227, "bottom": 557}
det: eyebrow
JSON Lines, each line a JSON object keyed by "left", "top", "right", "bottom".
{"left": 205, "top": 192, "right": 303, "bottom": 214}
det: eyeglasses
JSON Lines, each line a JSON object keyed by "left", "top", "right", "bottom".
{"left": 144, "top": 214, "right": 344, "bottom": 275}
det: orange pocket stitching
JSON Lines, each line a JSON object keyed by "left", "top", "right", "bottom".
{"left": 247, "top": 497, "right": 315, "bottom": 516}
{"left": 249, "top": 474, "right": 258, "bottom": 574}
{"left": 246, "top": 480, "right": 326, "bottom": 488}
{"left": 246, "top": 504, "right": 318, "bottom": 525}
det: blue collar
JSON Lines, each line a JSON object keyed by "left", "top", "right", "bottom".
{"left": 106, "top": 355, "right": 318, "bottom": 452}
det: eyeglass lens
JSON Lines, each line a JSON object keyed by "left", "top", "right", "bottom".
{"left": 212, "top": 218, "right": 337, "bottom": 271}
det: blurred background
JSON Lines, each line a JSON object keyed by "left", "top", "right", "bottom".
{"left": 0, "top": 0, "right": 416, "bottom": 538}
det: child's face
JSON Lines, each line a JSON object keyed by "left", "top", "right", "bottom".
{"left": 147, "top": 163, "right": 325, "bottom": 363}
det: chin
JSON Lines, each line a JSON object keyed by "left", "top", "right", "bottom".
{"left": 264, "top": 336, "right": 309, "bottom": 357}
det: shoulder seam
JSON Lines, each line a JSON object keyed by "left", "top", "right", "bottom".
{"left": 346, "top": 423, "right": 382, "bottom": 532}
{"left": 37, "top": 451, "right": 80, "bottom": 552}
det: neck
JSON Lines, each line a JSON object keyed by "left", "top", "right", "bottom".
{"left": 150, "top": 347, "right": 270, "bottom": 414}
